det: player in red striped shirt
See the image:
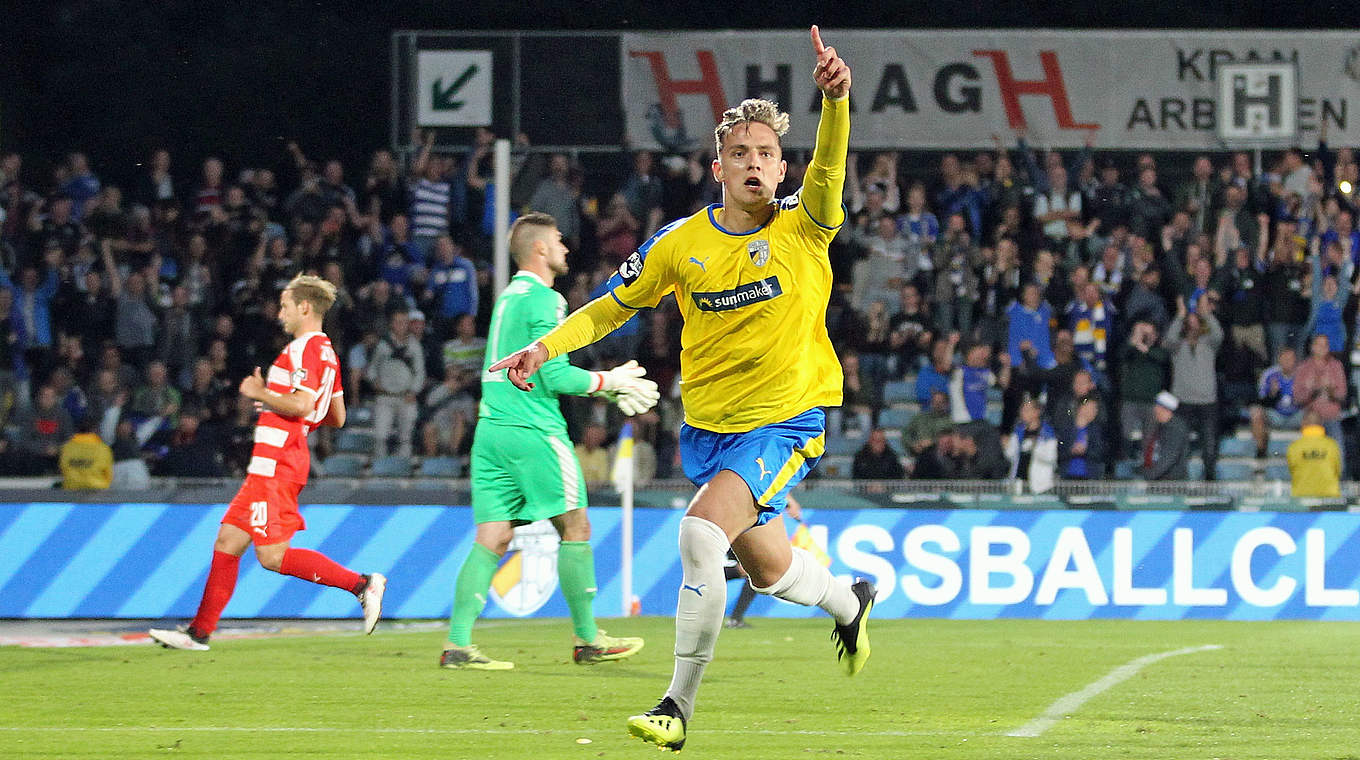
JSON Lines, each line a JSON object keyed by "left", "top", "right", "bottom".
{"left": 150, "top": 274, "right": 386, "bottom": 651}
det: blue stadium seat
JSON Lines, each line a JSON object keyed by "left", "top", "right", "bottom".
{"left": 369, "top": 455, "right": 414, "bottom": 477}
{"left": 1268, "top": 439, "right": 1293, "bottom": 457}
{"left": 1218, "top": 437, "right": 1255, "bottom": 458}
{"left": 322, "top": 454, "right": 366, "bottom": 477}
{"left": 336, "top": 430, "right": 375, "bottom": 454}
{"left": 418, "top": 456, "right": 464, "bottom": 477}
{"left": 1265, "top": 463, "right": 1291, "bottom": 481}
{"left": 823, "top": 436, "right": 860, "bottom": 457}
{"left": 878, "top": 407, "right": 916, "bottom": 431}
{"left": 1114, "top": 459, "right": 1137, "bottom": 480}
{"left": 883, "top": 380, "right": 914, "bottom": 405}
{"left": 984, "top": 403, "right": 1003, "bottom": 427}
{"left": 1187, "top": 459, "right": 1204, "bottom": 480}
{"left": 1215, "top": 461, "right": 1252, "bottom": 481}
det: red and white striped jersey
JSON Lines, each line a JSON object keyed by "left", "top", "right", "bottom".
{"left": 246, "top": 331, "right": 344, "bottom": 484}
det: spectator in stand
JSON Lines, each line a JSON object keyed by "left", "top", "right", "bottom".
{"left": 852, "top": 427, "right": 905, "bottom": 480}
{"left": 1215, "top": 245, "right": 1269, "bottom": 371}
{"left": 441, "top": 313, "right": 486, "bottom": 376}
{"left": 1032, "top": 165, "right": 1082, "bottom": 252}
{"left": 1066, "top": 281, "right": 1115, "bottom": 388}
{"left": 1005, "top": 396, "right": 1058, "bottom": 493}
{"left": 194, "top": 157, "right": 225, "bottom": 217}
{"left": 1122, "top": 265, "right": 1169, "bottom": 334}
{"left": 1214, "top": 184, "right": 1262, "bottom": 261}
{"left": 11, "top": 384, "right": 72, "bottom": 474}
{"left": 618, "top": 149, "right": 666, "bottom": 240}
{"left": 425, "top": 235, "right": 478, "bottom": 336}
{"left": 1250, "top": 345, "right": 1302, "bottom": 460}
{"left": 363, "top": 148, "right": 406, "bottom": 224}
{"left": 408, "top": 130, "right": 452, "bottom": 260}
{"left": 915, "top": 335, "right": 956, "bottom": 404}
{"left": 1164, "top": 294, "right": 1223, "bottom": 480}
{"left": 421, "top": 361, "right": 477, "bottom": 457}
{"left": 1301, "top": 240, "right": 1353, "bottom": 355}
{"left": 1127, "top": 166, "right": 1172, "bottom": 239}
{"left": 1086, "top": 159, "right": 1130, "bottom": 240}
{"left": 932, "top": 212, "right": 980, "bottom": 334}
{"left": 129, "top": 359, "right": 181, "bottom": 440}
{"left": 592, "top": 192, "right": 641, "bottom": 267}
{"left": 1174, "top": 155, "right": 1217, "bottom": 236}
{"left": 574, "top": 423, "right": 611, "bottom": 486}
{"left": 1142, "top": 391, "right": 1190, "bottom": 480}
{"left": 1286, "top": 411, "right": 1341, "bottom": 498}
{"left": 950, "top": 341, "right": 1008, "bottom": 424}
{"left": 111, "top": 267, "right": 159, "bottom": 369}
{"left": 132, "top": 148, "right": 176, "bottom": 207}
{"left": 377, "top": 213, "right": 420, "bottom": 295}
{"left": 367, "top": 309, "right": 425, "bottom": 459}
{"left": 910, "top": 425, "right": 957, "bottom": 480}
{"left": 888, "top": 283, "right": 932, "bottom": 375}
{"left": 953, "top": 423, "right": 1009, "bottom": 479}
{"left": 59, "top": 415, "right": 113, "bottom": 489}
{"left": 847, "top": 151, "right": 901, "bottom": 215}
{"left": 153, "top": 404, "right": 226, "bottom": 477}
{"left": 838, "top": 350, "right": 874, "bottom": 436}
{"left": 898, "top": 182, "right": 938, "bottom": 288}
{"left": 1117, "top": 320, "right": 1168, "bottom": 454}
{"left": 903, "top": 388, "right": 953, "bottom": 459}
{"left": 853, "top": 216, "right": 910, "bottom": 311}
{"left": 1294, "top": 332, "right": 1347, "bottom": 468}
{"left": 1261, "top": 236, "right": 1310, "bottom": 358}
{"left": 934, "top": 153, "right": 982, "bottom": 237}
{"left": 1006, "top": 281, "right": 1055, "bottom": 371}
{"left": 527, "top": 154, "right": 581, "bottom": 249}
{"left": 60, "top": 152, "right": 101, "bottom": 222}
{"left": 1061, "top": 398, "right": 1105, "bottom": 480}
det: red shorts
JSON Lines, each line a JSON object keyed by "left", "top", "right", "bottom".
{"left": 222, "top": 475, "right": 306, "bottom": 545}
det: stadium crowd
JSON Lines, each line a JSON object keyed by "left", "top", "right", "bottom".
{"left": 4, "top": 123, "right": 1358, "bottom": 488}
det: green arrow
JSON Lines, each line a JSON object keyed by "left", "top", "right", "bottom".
{"left": 432, "top": 65, "right": 478, "bottom": 111}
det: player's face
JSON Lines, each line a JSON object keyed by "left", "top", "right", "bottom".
{"left": 278, "top": 289, "right": 302, "bottom": 334}
{"left": 713, "top": 122, "right": 786, "bottom": 209}
{"left": 541, "top": 227, "right": 569, "bottom": 276}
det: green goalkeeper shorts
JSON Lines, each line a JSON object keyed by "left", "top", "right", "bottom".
{"left": 469, "top": 421, "right": 589, "bottom": 525}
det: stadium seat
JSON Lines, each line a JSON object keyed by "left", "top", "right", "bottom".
{"left": 369, "top": 455, "right": 414, "bottom": 477}
{"left": 1265, "top": 463, "right": 1291, "bottom": 481}
{"left": 877, "top": 407, "right": 916, "bottom": 430}
{"left": 418, "top": 456, "right": 464, "bottom": 477}
{"left": 883, "top": 380, "right": 914, "bottom": 405}
{"left": 1218, "top": 437, "right": 1255, "bottom": 458}
{"left": 322, "top": 454, "right": 367, "bottom": 477}
{"left": 984, "top": 403, "right": 1002, "bottom": 427}
{"left": 823, "top": 436, "right": 860, "bottom": 457}
{"left": 336, "top": 430, "right": 375, "bottom": 454}
{"left": 1267, "top": 439, "right": 1292, "bottom": 457}
{"left": 1113, "top": 459, "right": 1137, "bottom": 480}
{"left": 1187, "top": 459, "right": 1204, "bottom": 480}
{"left": 819, "top": 455, "right": 853, "bottom": 478}
{"left": 1215, "top": 461, "right": 1252, "bottom": 481}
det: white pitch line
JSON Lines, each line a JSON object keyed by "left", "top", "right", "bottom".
{"left": 0, "top": 726, "right": 959, "bottom": 738}
{"left": 1007, "top": 644, "right": 1222, "bottom": 738}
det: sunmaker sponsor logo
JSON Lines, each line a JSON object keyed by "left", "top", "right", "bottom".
{"left": 692, "top": 276, "right": 783, "bottom": 312}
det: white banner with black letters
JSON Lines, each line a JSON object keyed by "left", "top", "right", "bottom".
{"left": 620, "top": 30, "right": 1360, "bottom": 151}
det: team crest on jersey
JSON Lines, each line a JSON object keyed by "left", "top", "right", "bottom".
{"left": 747, "top": 239, "right": 770, "bottom": 267}
{"left": 618, "top": 250, "right": 643, "bottom": 285}
{"left": 488, "top": 520, "right": 561, "bottom": 617}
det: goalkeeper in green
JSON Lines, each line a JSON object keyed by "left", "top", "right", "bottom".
{"left": 440, "top": 212, "right": 659, "bottom": 670}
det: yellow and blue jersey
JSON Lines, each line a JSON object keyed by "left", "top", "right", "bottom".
{"left": 602, "top": 192, "right": 843, "bottom": 433}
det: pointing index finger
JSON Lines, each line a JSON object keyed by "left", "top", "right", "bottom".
{"left": 811, "top": 25, "right": 826, "bottom": 56}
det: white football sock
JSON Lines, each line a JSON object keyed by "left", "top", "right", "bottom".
{"left": 665, "top": 516, "right": 730, "bottom": 721}
{"left": 752, "top": 546, "right": 859, "bottom": 625}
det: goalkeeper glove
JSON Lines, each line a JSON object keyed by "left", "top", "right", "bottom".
{"left": 591, "top": 360, "right": 661, "bottom": 416}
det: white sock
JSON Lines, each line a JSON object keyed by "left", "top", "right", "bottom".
{"left": 752, "top": 547, "right": 859, "bottom": 625}
{"left": 664, "top": 516, "right": 730, "bottom": 721}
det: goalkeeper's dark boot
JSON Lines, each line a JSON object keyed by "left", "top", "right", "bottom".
{"left": 626, "top": 696, "right": 686, "bottom": 752}
{"left": 831, "top": 579, "right": 876, "bottom": 676}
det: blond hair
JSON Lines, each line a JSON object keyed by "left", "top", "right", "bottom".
{"left": 714, "top": 99, "right": 790, "bottom": 153}
{"left": 509, "top": 211, "right": 558, "bottom": 265}
{"left": 285, "top": 273, "right": 338, "bottom": 315}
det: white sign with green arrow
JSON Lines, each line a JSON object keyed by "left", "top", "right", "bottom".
{"left": 417, "top": 50, "right": 493, "bottom": 127}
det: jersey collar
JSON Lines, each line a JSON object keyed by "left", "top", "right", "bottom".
{"left": 706, "top": 203, "right": 773, "bottom": 236}
{"left": 513, "top": 271, "right": 547, "bottom": 287}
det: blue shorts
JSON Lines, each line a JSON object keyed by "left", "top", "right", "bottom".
{"left": 679, "top": 408, "right": 826, "bottom": 525}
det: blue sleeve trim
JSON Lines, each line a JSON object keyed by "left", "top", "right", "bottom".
{"left": 609, "top": 288, "right": 641, "bottom": 311}
{"left": 802, "top": 200, "right": 846, "bottom": 231}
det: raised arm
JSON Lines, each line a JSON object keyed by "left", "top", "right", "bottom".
{"left": 488, "top": 294, "right": 636, "bottom": 390}
{"left": 802, "top": 25, "right": 851, "bottom": 229}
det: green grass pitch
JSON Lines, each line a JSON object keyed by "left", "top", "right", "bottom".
{"left": 3, "top": 617, "right": 1359, "bottom": 759}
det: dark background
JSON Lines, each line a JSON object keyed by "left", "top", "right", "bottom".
{"left": 0, "top": 0, "right": 1349, "bottom": 188}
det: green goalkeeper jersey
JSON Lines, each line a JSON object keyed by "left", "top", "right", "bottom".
{"left": 479, "top": 271, "right": 595, "bottom": 436}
